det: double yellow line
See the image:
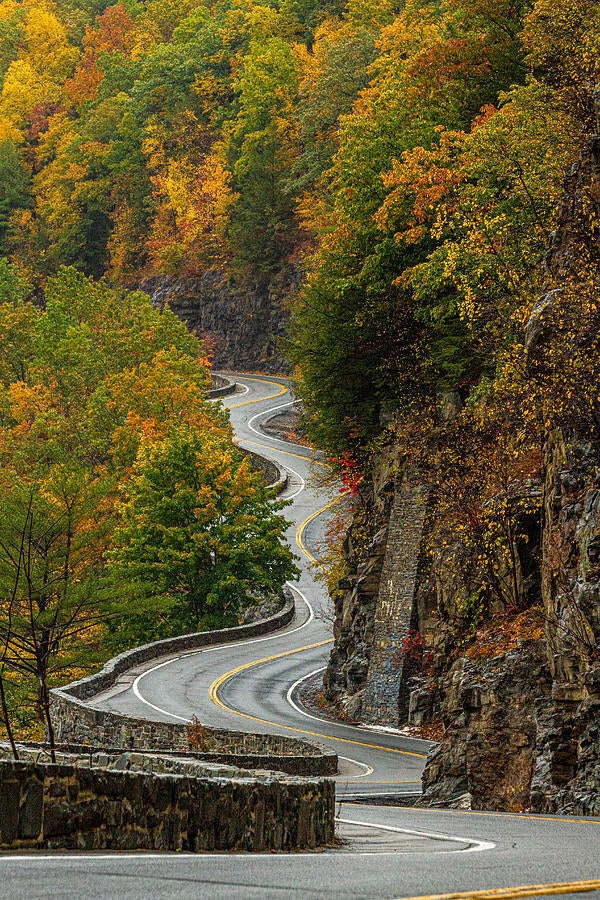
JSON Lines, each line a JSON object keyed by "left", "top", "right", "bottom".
{"left": 397, "top": 879, "right": 600, "bottom": 900}
{"left": 208, "top": 502, "right": 424, "bottom": 757}
{"left": 208, "top": 491, "right": 428, "bottom": 759}
{"left": 215, "top": 375, "right": 600, "bottom": 891}
{"left": 208, "top": 635, "right": 426, "bottom": 759}
{"left": 227, "top": 379, "right": 288, "bottom": 409}
{"left": 209, "top": 376, "right": 427, "bottom": 760}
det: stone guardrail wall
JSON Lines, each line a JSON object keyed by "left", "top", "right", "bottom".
{"left": 247, "top": 449, "right": 288, "bottom": 495}
{"left": 13, "top": 741, "right": 334, "bottom": 778}
{"left": 50, "top": 594, "right": 337, "bottom": 776}
{"left": 49, "top": 695, "right": 337, "bottom": 776}
{"left": 0, "top": 758, "right": 335, "bottom": 851}
{"left": 208, "top": 373, "right": 238, "bottom": 398}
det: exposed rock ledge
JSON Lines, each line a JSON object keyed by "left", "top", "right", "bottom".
{"left": 140, "top": 270, "right": 298, "bottom": 373}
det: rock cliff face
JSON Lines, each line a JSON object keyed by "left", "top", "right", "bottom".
{"left": 323, "top": 445, "right": 432, "bottom": 724}
{"left": 420, "top": 642, "right": 551, "bottom": 811}
{"left": 324, "top": 137, "right": 600, "bottom": 814}
{"left": 525, "top": 137, "right": 600, "bottom": 816}
{"left": 140, "top": 269, "right": 298, "bottom": 372}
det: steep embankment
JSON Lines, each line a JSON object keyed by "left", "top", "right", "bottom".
{"left": 324, "top": 137, "right": 600, "bottom": 815}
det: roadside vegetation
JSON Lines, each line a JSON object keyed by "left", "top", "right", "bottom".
{"left": 0, "top": 261, "right": 297, "bottom": 744}
{"left": 0, "top": 0, "right": 599, "bottom": 729}
{"left": 289, "top": 0, "right": 600, "bottom": 657}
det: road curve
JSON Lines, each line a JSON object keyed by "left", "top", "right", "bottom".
{"left": 4, "top": 374, "right": 600, "bottom": 900}
{"left": 93, "top": 372, "right": 431, "bottom": 798}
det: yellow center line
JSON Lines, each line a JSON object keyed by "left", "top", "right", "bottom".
{"left": 244, "top": 438, "right": 321, "bottom": 466}
{"left": 344, "top": 803, "right": 600, "bottom": 827}
{"left": 219, "top": 374, "right": 600, "bottom": 867}
{"left": 244, "top": 406, "right": 600, "bottom": 823}
{"left": 208, "top": 646, "right": 427, "bottom": 759}
{"left": 225, "top": 376, "right": 288, "bottom": 409}
{"left": 405, "top": 806, "right": 599, "bottom": 826}
{"left": 394, "top": 879, "right": 600, "bottom": 900}
{"left": 208, "top": 498, "right": 427, "bottom": 760}
{"left": 295, "top": 493, "right": 349, "bottom": 567}
{"left": 211, "top": 378, "right": 427, "bottom": 760}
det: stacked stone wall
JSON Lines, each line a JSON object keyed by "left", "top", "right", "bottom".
{"left": 246, "top": 449, "right": 287, "bottom": 493}
{"left": 0, "top": 759, "right": 335, "bottom": 851}
{"left": 49, "top": 694, "right": 337, "bottom": 776}
{"left": 50, "top": 591, "right": 337, "bottom": 776}
{"left": 33, "top": 451, "right": 337, "bottom": 849}
{"left": 360, "top": 481, "right": 430, "bottom": 724}
{"left": 208, "top": 374, "right": 237, "bottom": 398}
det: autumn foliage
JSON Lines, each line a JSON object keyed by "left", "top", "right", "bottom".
{"left": 0, "top": 261, "right": 297, "bottom": 743}
{"left": 0, "top": 0, "right": 599, "bottom": 728}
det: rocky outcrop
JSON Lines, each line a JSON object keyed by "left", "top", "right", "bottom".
{"left": 420, "top": 137, "right": 600, "bottom": 812}
{"left": 323, "top": 443, "right": 432, "bottom": 723}
{"left": 140, "top": 269, "right": 299, "bottom": 372}
{"left": 524, "top": 137, "right": 600, "bottom": 816}
{"left": 325, "top": 135, "right": 600, "bottom": 814}
{"left": 419, "top": 642, "right": 551, "bottom": 810}
{"left": 322, "top": 445, "right": 397, "bottom": 719}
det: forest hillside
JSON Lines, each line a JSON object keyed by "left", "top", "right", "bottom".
{"left": 2, "top": 0, "right": 600, "bottom": 810}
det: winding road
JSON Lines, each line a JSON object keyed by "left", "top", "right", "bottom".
{"left": 4, "top": 374, "right": 600, "bottom": 900}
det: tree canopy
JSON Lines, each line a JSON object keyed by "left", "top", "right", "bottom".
{"left": 0, "top": 263, "right": 295, "bottom": 740}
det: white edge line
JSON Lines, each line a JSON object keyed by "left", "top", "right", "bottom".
{"left": 270, "top": 459, "right": 305, "bottom": 500}
{"left": 336, "top": 755, "right": 373, "bottom": 778}
{"left": 286, "top": 667, "right": 374, "bottom": 778}
{"left": 282, "top": 466, "right": 305, "bottom": 500}
{"left": 215, "top": 381, "right": 250, "bottom": 400}
{"left": 34, "top": 375, "right": 492, "bottom": 862}
{"left": 0, "top": 819, "right": 493, "bottom": 861}
{"left": 287, "top": 667, "right": 428, "bottom": 760}
{"left": 130, "top": 378, "right": 317, "bottom": 721}
{"left": 336, "top": 818, "right": 495, "bottom": 853}
{"left": 247, "top": 400, "right": 298, "bottom": 442}
{"left": 232, "top": 440, "right": 306, "bottom": 501}
{"left": 131, "top": 582, "right": 314, "bottom": 722}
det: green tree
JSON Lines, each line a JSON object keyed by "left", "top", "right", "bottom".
{"left": 0, "top": 140, "right": 29, "bottom": 253}
{"left": 228, "top": 36, "right": 299, "bottom": 272}
{"left": 0, "top": 262, "right": 225, "bottom": 739}
{"left": 109, "top": 427, "right": 299, "bottom": 636}
{"left": 0, "top": 467, "right": 117, "bottom": 752}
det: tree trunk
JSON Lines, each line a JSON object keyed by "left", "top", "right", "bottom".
{"left": 40, "top": 682, "right": 56, "bottom": 763}
{"left": 0, "top": 677, "right": 18, "bottom": 760}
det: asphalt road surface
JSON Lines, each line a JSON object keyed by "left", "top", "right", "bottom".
{"left": 4, "top": 374, "right": 599, "bottom": 900}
